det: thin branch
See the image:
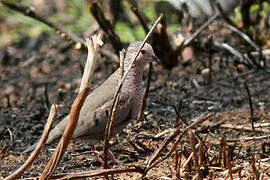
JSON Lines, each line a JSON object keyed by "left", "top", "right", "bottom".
{"left": 23, "top": 166, "right": 144, "bottom": 180}
{"left": 137, "top": 62, "right": 153, "bottom": 120}
{"left": 102, "top": 49, "right": 125, "bottom": 169}
{"left": 128, "top": 0, "right": 153, "bottom": 120}
{"left": 244, "top": 83, "right": 255, "bottom": 131}
{"left": 4, "top": 104, "right": 57, "bottom": 180}
{"left": 79, "top": 34, "right": 103, "bottom": 92}
{"left": 213, "top": 41, "right": 253, "bottom": 68}
{"left": 102, "top": 15, "right": 163, "bottom": 169}
{"left": 173, "top": 12, "right": 220, "bottom": 57}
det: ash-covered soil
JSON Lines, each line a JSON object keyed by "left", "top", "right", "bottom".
{"left": 1, "top": 31, "right": 270, "bottom": 179}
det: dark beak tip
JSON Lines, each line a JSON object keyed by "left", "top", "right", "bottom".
{"left": 154, "top": 57, "right": 160, "bottom": 64}
{"left": 153, "top": 56, "right": 160, "bottom": 64}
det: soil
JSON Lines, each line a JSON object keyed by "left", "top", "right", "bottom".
{"left": 1, "top": 27, "right": 270, "bottom": 179}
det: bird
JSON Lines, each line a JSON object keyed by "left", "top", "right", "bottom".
{"left": 24, "top": 42, "right": 158, "bottom": 157}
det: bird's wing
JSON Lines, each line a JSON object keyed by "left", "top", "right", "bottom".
{"left": 73, "top": 92, "right": 133, "bottom": 140}
{"left": 24, "top": 69, "right": 122, "bottom": 152}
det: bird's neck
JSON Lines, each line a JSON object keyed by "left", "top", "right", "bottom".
{"left": 122, "top": 62, "right": 144, "bottom": 94}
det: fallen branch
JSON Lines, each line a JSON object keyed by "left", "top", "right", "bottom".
{"left": 22, "top": 166, "right": 144, "bottom": 180}
{"left": 220, "top": 124, "right": 268, "bottom": 133}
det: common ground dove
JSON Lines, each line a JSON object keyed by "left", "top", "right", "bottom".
{"left": 25, "top": 42, "right": 157, "bottom": 153}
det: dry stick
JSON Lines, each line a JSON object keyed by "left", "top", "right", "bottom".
{"left": 216, "top": 1, "right": 265, "bottom": 68}
{"left": 40, "top": 36, "right": 102, "bottom": 179}
{"left": 128, "top": 0, "right": 152, "bottom": 120}
{"left": 189, "top": 130, "right": 201, "bottom": 178}
{"left": 102, "top": 14, "right": 163, "bottom": 169}
{"left": 174, "top": 101, "right": 182, "bottom": 127}
{"left": 213, "top": 41, "right": 252, "bottom": 67}
{"left": 244, "top": 83, "right": 255, "bottom": 131}
{"left": 137, "top": 62, "right": 153, "bottom": 120}
{"left": 220, "top": 124, "right": 267, "bottom": 133}
{"left": 44, "top": 84, "right": 50, "bottom": 110}
{"left": 101, "top": 50, "right": 125, "bottom": 172}
{"left": 80, "top": 35, "right": 103, "bottom": 92}
{"left": 4, "top": 105, "right": 57, "bottom": 180}
{"left": 0, "top": 143, "right": 8, "bottom": 155}
{"left": 172, "top": 13, "right": 220, "bottom": 57}
{"left": 32, "top": 166, "right": 143, "bottom": 180}
{"left": 145, "top": 113, "right": 212, "bottom": 173}
{"left": 174, "top": 104, "right": 208, "bottom": 152}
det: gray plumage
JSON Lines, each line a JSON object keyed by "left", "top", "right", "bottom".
{"left": 24, "top": 42, "right": 157, "bottom": 153}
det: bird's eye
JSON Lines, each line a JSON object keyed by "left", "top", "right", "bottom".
{"left": 141, "top": 49, "right": 146, "bottom": 54}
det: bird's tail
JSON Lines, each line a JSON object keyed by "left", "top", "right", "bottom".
{"left": 24, "top": 115, "right": 69, "bottom": 153}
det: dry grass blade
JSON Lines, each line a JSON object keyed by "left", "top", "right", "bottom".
{"left": 4, "top": 104, "right": 57, "bottom": 180}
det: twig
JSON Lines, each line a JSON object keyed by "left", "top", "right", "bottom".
{"left": 173, "top": 12, "right": 220, "bottom": 56}
{"left": 189, "top": 130, "right": 200, "bottom": 178}
{"left": 79, "top": 34, "right": 103, "bottom": 92}
{"left": 40, "top": 36, "right": 102, "bottom": 179}
{"left": 137, "top": 62, "right": 153, "bottom": 120}
{"left": 173, "top": 103, "right": 208, "bottom": 150}
{"left": 1, "top": 0, "right": 124, "bottom": 64}
{"left": 244, "top": 83, "right": 255, "bottom": 131}
{"left": 220, "top": 124, "right": 268, "bottom": 133}
{"left": 102, "top": 14, "right": 163, "bottom": 169}
{"left": 23, "top": 166, "right": 144, "bottom": 180}
{"left": 0, "top": 143, "right": 8, "bottom": 155}
{"left": 213, "top": 41, "right": 252, "bottom": 68}
{"left": 128, "top": 0, "right": 153, "bottom": 120}
{"left": 102, "top": 48, "right": 125, "bottom": 169}
{"left": 44, "top": 83, "right": 50, "bottom": 110}
{"left": 174, "top": 100, "right": 182, "bottom": 127}
{"left": 7, "top": 128, "right": 13, "bottom": 141}
{"left": 4, "top": 104, "right": 57, "bottom": 180}
{"left": 226, "top": 25, "right": 260, "bottom": 52}
{"left": 215, "top": 1, "right": 238, "bottom": 29}
{"left": 243, "top": 134, "right": 270, "bottom": 142}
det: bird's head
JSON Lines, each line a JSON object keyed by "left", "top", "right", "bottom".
{"left": 126, "top": 42, "right": 159, "bottom": 67}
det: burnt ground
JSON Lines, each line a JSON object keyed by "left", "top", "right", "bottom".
{"left": 0, "top": 28, "right": 270, "bottom": 179}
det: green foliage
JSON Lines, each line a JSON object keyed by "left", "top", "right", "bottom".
{"left": 53, "top": 0, "right": 93, "bottom": 33}
{"left": 142, "top": 2, "right": 157, "bottom": 20}
{"left": 115, "top": 22, "right": 136, "bottom": 42}
{"left": 0, "top": 0, "right": 93, "bottom": 46}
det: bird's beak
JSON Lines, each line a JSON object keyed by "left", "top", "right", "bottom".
{"left": 152, "top": 55, "right": 160, "bottom": 64}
